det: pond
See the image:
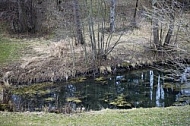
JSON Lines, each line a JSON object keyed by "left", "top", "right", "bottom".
{"left": 11, "top": 69, "right": 183, "bottom": 113}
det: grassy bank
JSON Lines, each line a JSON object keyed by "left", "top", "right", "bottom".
{"left": 0, "top": 106, "right": 189, "bottom": 126}
{"left": 0, "top": 37, "right": 26, "bottom": 65}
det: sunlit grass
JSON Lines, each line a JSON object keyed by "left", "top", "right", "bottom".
{"left": 0, "top": 106, "right": 189, "bottom": 126}
{"left": 0, "top": 37, "right": 26, "bottom": 65}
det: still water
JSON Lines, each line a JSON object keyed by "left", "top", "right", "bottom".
{"left": 11, "top": 69, "right": 179, "bottom": 112}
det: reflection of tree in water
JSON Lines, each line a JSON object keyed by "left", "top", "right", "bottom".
{"left": 156, "top": 75, "right": 165, "bottom": 107}
{"left": 150, "top": 70, "right": 153, "bottom": 101}
{"left": 11, "top": 94, "right": 21, "bottom": 111}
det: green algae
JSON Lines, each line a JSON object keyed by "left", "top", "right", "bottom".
{"left": 11, "top": 82, "right": 54, "bottom": 96}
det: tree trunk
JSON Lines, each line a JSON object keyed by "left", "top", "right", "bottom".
{"left": 131, "top": 0, "right": 139, "bottom": 27}
{"left": 152, "top": 0, "right": 160, "bottom": 48}
{"left": 27, "top": 0, "right": 35, "bottom": 33}
{"left": 164, "top": 21, "right": 174, "bottom": 46}
{"left": 73, "top": 0, "right": 84, "bottom": 45}
{"left": 110, "top": 0, "right": 116, "bottom": 32}
{"left": 164, "top": 0, "right": 175, "bottom": 46}
{"left": 17, "top": 0, "right": 27, "bottom": 32}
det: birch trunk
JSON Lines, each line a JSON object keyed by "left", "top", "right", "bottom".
{"left": 110, "top": 0, "right": 115, "bottom": 32}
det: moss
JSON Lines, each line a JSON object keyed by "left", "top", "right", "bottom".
{"left": 173, "top": 102, "right": 187, "bottom": 106}
{"left": 109, "top": 101, "right": 117, "bottom": 105}
{"left": 70, "top": 77, "right": 87, "bottom": 83}
{"left": 95, "top": 76, "right": 107, "bottom": 81}
{"left": 44, "top": 97, "right": 55, "bottom": 102}
{"left": 11, "top": 82, "right": 54, "bottom": 96}
{"left": 109, "top": 94, "right": 132, "bottom": 108}
{"left": 66, "top": 97, "right": 82, "bottom": 103}
{"left": 181, "top": 84, "right": 190, "bottom": 89}
{"left": 163, "top": 83, "right": 174, "bottom": 89}
{"left": 163, "top": 83, "right": 181, "bottom": 91}
{"left": 178, "top": 97, "right": 190, "bottom": 102}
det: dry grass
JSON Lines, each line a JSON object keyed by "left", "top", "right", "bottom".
{"left": 1, "top": 17, "right": 189, "bottom": 84}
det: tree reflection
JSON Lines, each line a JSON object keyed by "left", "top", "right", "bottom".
{"left": 156, "top": 75, "right": 165, "bottom": 107}
{"left": 150, "top": 70, "right": 153, "bottom": 101}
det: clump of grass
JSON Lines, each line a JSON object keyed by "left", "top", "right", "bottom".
{"left": 0, "top": 106, "right": 189, "bottom": 126}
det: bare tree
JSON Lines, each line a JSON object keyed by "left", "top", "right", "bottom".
{"left": 148, "top": 0, "right": 177, "bottom": 48}
{"left": 86, "top": 0, "right": 123, "bottom": 62}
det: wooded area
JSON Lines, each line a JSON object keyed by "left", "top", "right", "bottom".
{"left": 0, "top": 0, "right": 190, "bottom": 84}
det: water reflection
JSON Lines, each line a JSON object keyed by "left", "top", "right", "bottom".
{"left": 11, "top": 94, "right": 21, "bottom": 111}
{"left": 156, "top": 75, "right": 165, "bottom": 107}
{"left": 66, "top": 84, "right": 76, "bottom": 97}
{"left": 11, "top": 70, "right": 179, "bottom": 112}
{"left": 150, "top": 70, "right": 153, "bottom": 101}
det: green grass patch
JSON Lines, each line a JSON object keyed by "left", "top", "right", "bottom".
{"left": 0, "top": 106, "right": 189, "bottom": 126}
{"left": 0, "top": 37, "right": 26, "bottom": 65}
